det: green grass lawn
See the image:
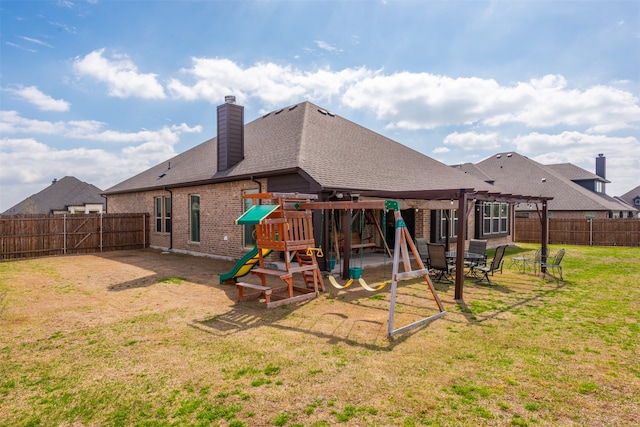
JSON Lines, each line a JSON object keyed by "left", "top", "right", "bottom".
{"left": 0, "top": 244, "right": 638, "bottom": 426}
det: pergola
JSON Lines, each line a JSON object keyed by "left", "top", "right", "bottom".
{"left": 322, "top": 188, "right": 553, "bottom": 301}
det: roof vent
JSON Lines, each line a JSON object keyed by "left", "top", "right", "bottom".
{"left": 224, "top": 95, "right": 236, "bottom": 104}
{"left": 496, "top": 154, "right": 502, "bottom": 158}
{"left": 317, "top": 109, "right": 328, "bottom": 115}
{"left": 507, "top": 153, "right": 513, "bottom": 157}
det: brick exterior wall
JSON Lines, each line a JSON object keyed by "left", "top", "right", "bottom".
{"left": 108, "top": 183, "right": 518, "bottom": 259}
{"left": 107, "top": 179, "right": 267, "bottom": 260}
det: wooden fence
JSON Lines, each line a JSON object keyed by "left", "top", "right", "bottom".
{"left": 515, "top": 217, "right": 640, "bottom": 246}
{"left": 1, "top": 213, "right": 149, "bottom": 260}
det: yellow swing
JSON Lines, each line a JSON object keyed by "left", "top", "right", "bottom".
{"left": 355, "top": 208, "right": 389, "bottom": 292}
{"left": 327, "top": 209, "right": 356, "bottom": 289}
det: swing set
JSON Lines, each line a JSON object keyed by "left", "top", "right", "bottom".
{"left": 298, "top": 199, "right": 447, "bottom": 337}
{"left": 326, "top": 207, "right": 390, "bottom": 292}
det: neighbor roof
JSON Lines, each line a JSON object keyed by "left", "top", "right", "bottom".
{"left": 458, "top": 152, "right": 633, "bottom": 212}
{"left": 3, "top": 176, "right": 104, "bottom": 215}
{"left": 105, "top": 101, "right": 500, "bottom": 197}
{"left": 619, "top": 185, "right": 640, "bottom": 205}
{"left": 546, "top": 163, "right": 610, "bottom": 183}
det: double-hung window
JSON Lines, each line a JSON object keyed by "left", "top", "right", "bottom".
{"left": 438, "top": 209, "right": 458, "bottom": 240}
{"left": 154, "top": 196, "right": 171, "bottom": 233}
{"left": 483, "top": 202, "right": 509, "bottom": 235}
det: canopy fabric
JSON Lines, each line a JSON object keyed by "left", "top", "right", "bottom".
{"left": 235, "top": 204, "right": 280, "bottom": 225}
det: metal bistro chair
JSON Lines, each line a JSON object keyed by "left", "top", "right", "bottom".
{"left": 472, "top": 244, "right": 507, "bottom": 285}
{"left": 426, "top": 243, "right": 455, "bottom": 283}
{"left": 541, "top": 248, "right": 566, "bottom": 280}
{"left": 415, "top": 238, "right": 430, "bottom": 269}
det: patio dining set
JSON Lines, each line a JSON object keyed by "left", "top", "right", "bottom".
{"left": 415, "top": 238, "right": 565, "bottom": 285}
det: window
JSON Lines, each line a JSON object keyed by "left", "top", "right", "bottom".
{"left": 190, "top": 195, "right": 200, "bottom": 243}
{"left": 243, "top": 189, "right": 259, "bottom": 247}
{"left": 483, "top": 202, "right": 509, "bottom": 235}
{"left": 164, "top": 196, "right": 171, "bottom": 233}
{"left": 438, "top": 209, "right": 458, "bottom": 240}
{"left": 155, "top": 196, "right": 171, "bottom": 233}
{"left": 595, "top": 181, "right": 604, "bottom": 193}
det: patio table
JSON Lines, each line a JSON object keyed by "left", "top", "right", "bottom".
{"left": 446, "top": 251, "right": 486, "bottom": 277}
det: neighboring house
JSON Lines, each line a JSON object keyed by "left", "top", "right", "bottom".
{"left": 104, "top": 98, "right": 542, "bottom": 261}
{"left": 618, "top": 185, "right": 640, "bottom": 214}
{"left": 454, "top": 152, "right": 636, "bottom": 219}
{"left": 3, "top": 176, "right": 105, "bottom": 215}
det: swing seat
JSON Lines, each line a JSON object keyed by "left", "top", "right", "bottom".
{"left": 358, "top": 278, "right": 389, "bottom": 292}
{"left": 327, "top": 276, "right": 354, "bottom": 289}
{"left": 349, "top": 267, "right": 363, "bottom": 279}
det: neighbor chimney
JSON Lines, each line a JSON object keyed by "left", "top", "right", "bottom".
{"left": 217, "top": 96, "right": 244, "bottom": 171}
{"left": 595, "top": 154, "right": 606, "bottom": 179}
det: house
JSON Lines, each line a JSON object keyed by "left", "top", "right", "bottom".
{"left": 2, "top": 176, "right": 105, "bottom": 215}
{"left": 618, "top": 185, "right": 640, "bottom": 215}
{"left": 104, "top": 98, "right": 546, "bottom": 263}
{"left": 454, "top": 152, "right": 636, "bottom": 219}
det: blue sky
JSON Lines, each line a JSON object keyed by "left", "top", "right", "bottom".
{"left": 1, "top": 0, "right": 639, "bottom": 212}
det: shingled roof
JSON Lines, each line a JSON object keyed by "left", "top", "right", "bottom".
{"left": 105, "top": 101, "right": 496, "bottom": 196}
{"left": 3, "top": 176, "right": 104, "bottom": 215}
{"left": 457, "top": 152, "right": 633, "bottom": 213}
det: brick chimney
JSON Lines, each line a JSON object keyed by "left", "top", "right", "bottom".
{"left": 217, "top": 96, "right": 244, "bottom": 171}
{"left": 595, "top": 153, "right": 606, "bottom": 179}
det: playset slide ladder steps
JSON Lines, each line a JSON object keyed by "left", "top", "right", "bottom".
{"left": 295, "top": 250, "right": 317, "bottom": 289}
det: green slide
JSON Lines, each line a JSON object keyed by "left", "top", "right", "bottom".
{"left": 219, "top": 246, "right": 272, "bottom": 284}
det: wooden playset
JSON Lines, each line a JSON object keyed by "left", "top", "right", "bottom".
{"left": 225, "top": 192, "right": 446, "bottom": 336}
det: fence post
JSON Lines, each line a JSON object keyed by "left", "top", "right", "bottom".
{"left": 142, "top": 213, "right": 146, "bottom": 249}
{"left": 63, "top": 214, "right": 67, "bottom": 255}
{"left": 100, "top": 213, "right": 103, "bottom": 253}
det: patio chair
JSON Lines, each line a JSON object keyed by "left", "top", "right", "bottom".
{"left": 467, "top": 239, "right": 488, "bottom": 267}
{"left": 415, "top": 238, "right": 430, "bottom": 269}
{"left": 511, "top": 247, "right": 541, "bottom": 273}
{"left": 541, "top": 248, "right": 565, "bottom": 280}
{"left": 426, "top": 243, "right": 455, "bottom": 283}
{"left": 471, "top": 244, "right": 507, "bottom": 285}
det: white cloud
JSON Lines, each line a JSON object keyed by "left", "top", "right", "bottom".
{"left": 4, "top": 42, "right": 37, "bottom": 53}
{"left": 0, "top": 135, "right": 173, "bottom": 211}
{"left": 0, "top": 110, "right": 200, "bottom": 145}
{"left": 73, "top": 48, "right": 166, "bottom": 99}
{"left": 167, "top": 58, "right": 372, "bottom": 107}
{"left": 342, "top": 72, "right": 640, "bottom": 132}
{"left": 510, "top": 131, "right": 640, "bottom": 196}
{"left": 444, "top": 131, "right": 500, "bottom": 151}
{"left": 315, "top": 40, "right": 340, "bottom": 52}
{"left": 7, "top": 86, "right": 70, "bottom": 112}
{"left": 17, "top": 36, "right": 53, "bottom": 48}
{"left": 512, "top": 131, "right": 637, "bottom": 155}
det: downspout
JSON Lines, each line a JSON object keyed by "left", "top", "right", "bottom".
{"left": 251, "top": 176, "right": 262, "bottom": 194}
{"left": 165, "top": 187, "right": 173, "bottom": 250}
